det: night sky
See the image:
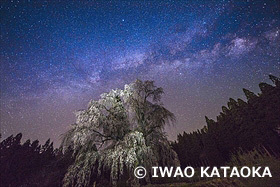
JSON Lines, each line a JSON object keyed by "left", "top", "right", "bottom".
{"left": 1, "top": 0, "right": 279, "bottom": 147}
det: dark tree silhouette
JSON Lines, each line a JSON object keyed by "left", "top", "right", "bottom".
{"left": 0, "top": 134, "right": 73, "bottom": 187}
{"left": 1, "top": 75, "right": 279, "bottom": 186}
{"left": 173, "top": 75, "right": 280, "bottom": 167}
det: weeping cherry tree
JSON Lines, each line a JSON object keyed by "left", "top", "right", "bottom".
{"left": 61, "top": 80, "right": 179, "bottom": 187}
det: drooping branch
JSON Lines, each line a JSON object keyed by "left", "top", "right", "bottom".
{"left": 61, "top": 79, "right": 179, "bottom": 187}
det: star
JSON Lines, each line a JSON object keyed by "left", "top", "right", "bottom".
{"left": 0, "top": 0, "right": 279, "bottom": 146}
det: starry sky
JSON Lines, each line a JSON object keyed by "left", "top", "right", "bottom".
{"left": 1, "top": 0, "right": 279, "bottom": 147}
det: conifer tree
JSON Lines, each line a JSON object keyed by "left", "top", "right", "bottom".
{"left": 269, "top": 75, "right": 280, "bottom": 87}
{"left": 243, "top": 88, "right": 258, "bottom": 101}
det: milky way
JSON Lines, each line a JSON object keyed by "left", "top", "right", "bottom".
{"left": 1, "top": 0, "right": 279, "bottom": 146}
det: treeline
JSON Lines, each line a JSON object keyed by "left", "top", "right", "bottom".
{"left": 172, "top": 75, "right": 280, "bottom": 167}
{"left": 0, "top": 133, "right": 73, "bottom": 186}
{"left": 1, "top": 75, "right": 279, "bottom": 186}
